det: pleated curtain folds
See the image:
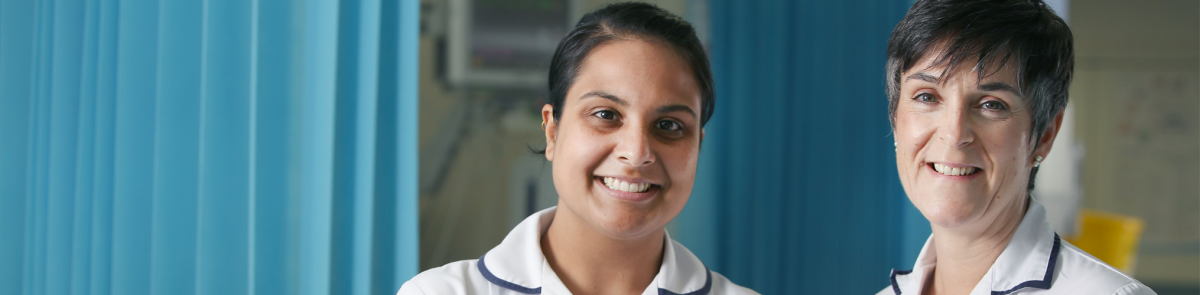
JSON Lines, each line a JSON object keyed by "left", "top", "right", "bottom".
{"left": 0, "top": 1, "right": 420, "bottom": 295}
{"left": 669, "top": 1, "right": 926, "bottom": 294}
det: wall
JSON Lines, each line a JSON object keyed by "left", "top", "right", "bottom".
{"left": 1070, "top": 0, "right": 1200, "bottom": 292}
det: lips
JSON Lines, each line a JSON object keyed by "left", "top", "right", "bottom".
{"left": 595, "top": 176, "right": 660, "bottom": 202}
{"left": 601, "top": 176, "right": 652, "bottom": 193}
{"left": 930, "top": 163, "right": 979, "bottom": 176}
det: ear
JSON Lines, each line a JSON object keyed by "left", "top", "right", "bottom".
{"left": 699, "top": 128, "right": 705, "bottom": 146}
{"left": 1032, "top": 109, "right": 1066, "bottom": 166}
{"left": 542, "top": 104, "right": 556, "bottom": 161}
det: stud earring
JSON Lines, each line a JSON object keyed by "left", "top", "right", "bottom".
{"left": 1034, "top": 155, "right": 1043, "bottom": 168}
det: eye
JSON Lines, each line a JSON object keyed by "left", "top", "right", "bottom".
{"left": 594, "top": 110, "right": 617, "bottom": 120}
{"left": 655, "top": 120, "right": 682, "bottom": 131}
{"left": 914, "top": 92, "right": 938, "bottom": 103}
{"left": 981, "top": 100, "right": 1007, "bottom": 110}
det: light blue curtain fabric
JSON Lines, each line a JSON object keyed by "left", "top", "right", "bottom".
{"left": 0, "top": 1, "right": 419, "bottom": 295}
{"left": 671, "top": 1, "right": 931, "bottom": 294}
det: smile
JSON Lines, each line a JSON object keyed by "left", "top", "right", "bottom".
{"left": 930, "top": 163, "right": 979, "bottom": 176}
{"left": 602, "top": 177, "right": 653, "bottom": 193}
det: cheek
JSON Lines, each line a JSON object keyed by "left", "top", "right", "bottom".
{"left": 552, "top": 126, "right": 611, "bottom": 182}
{"left": 658, "top": 143, "right": 700, "bottom": 218}
{"left": 979, "top": 119, "right": 1032, "bottom": 163}
{"left": 981, "top": 130, "right": 1032, "bottom": 184}
{"left": 893, "top": 113, "right": 932, "bottom": 162}
{"left": 663, "top": 143, "right": 700, "bottom": 187}
{"left": 893, "top": 105, "right": 937, "bottom": 204}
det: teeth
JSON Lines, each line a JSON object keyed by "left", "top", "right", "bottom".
{"left": 602, "top": 177, "right": 651, "bottom": 193}
{"left": 932, "top": 164, "right": 977, "bottom": 176}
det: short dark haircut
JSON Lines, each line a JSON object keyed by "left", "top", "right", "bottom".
{"left": 886, "top": 0, "right": 1074, "bottom": 193}
{"left": 548, "top": 2, "right": 714, "bottom": 127}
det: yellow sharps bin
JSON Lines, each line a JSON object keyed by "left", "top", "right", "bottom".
{"left": 1066, "top": 209, "right": 1146, "bottom": 275}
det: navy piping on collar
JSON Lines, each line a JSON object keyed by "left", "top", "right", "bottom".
{"left": 657, "top": 266, "right": 712, "bottom": 295}
{"left": 477, "top": 253, "right": 542, "bottom": 294}
{"left": 991, "top": 233, "right": 1061, "bottom": 295}
{"left": 887, "top": 234, "right": 1062, "bottom": 295}
{"left": 889, "top": 269, "right": 913, "bottom": 294}
{"left": 477, "top": 254, "right": 712, "bottom": 295}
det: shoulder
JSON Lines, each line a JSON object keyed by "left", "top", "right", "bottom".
{"left": 661, "top": 238, "right": 758, "bottom": 295}
{"left": 397, "top": 260, "right": 488, "bottom": 295}
{"left": 875, "top": 286, "right": 895, "bottom": 295}
{"left": 1110, "top": 282, "right": 1158, "bottom": 295}
{"left": 708, "top": 270, "right": 761, "bottom": 295}
{"left": 1050, "top": 241, "right": 1156, "bottom": 295}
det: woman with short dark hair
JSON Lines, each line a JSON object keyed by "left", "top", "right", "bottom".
{"left": 400, "top": 3, "right": 756, "bottom": 294}
{"left": 879, "top": 0, "right": 1154, "bottom": 294}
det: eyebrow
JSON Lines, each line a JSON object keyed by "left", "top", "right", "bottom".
{"left": 907, "top": 72, "right": 1024, "bottom": 97}
{"left": 979, "top": 82, "right": 1023, "bottom": 97}
{"left": 657, "top": 104, "right": 697, "bottom": 119}
{"left": 580, "top": 90, "right": 698, "bottom": 119}
{"left": 580, "top": 90, "right": 627, "bottom": 106}
{"left": 905, "top": 72, "right": 940, "bottom": 84}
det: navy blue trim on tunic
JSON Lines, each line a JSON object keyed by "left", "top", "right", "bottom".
{"left": 991, "top": 233, "right": 1062, "bottom": 295}
{"left": 477, "top": 253, "right": 542, "bottom": 294}
{"left": 657, "top": 266, "right": 712, "bottom": 295}
{"left": 887, "top": 234, "right": 1062, "bottom": 295}
{"left": 477, "top": 253, "right": 713, "bottom": 295}
{"left": 889, "top": 268, "right": 913, "bottom": 294}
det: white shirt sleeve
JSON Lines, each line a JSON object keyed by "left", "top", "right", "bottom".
{"left": 1113, "top": 282, "right": 1158, "bottom": 295}
{"left": 397, "top": 281, "right": 425, "bottom": 295}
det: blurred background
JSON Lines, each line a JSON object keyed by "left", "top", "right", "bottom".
{"left": 1, "top": 0, "right": 1196, "bottom": 294}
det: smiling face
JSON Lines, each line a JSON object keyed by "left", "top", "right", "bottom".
{"left": 894, "top": 50, "right": 1058, "bottom": 231}
{"left": 542, "top": 39, "right": 703, "bottom": 240}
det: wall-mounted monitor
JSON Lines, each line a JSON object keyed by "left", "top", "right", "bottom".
{"left": 446, "top": 0, "right": 576, "bottom": 88}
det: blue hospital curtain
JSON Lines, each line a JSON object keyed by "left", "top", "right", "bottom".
{"left": 671, "top": 1, "right": 930, "bottom": 294}
{"left": 0, "top": 1, "right": 419, "bottom": 295}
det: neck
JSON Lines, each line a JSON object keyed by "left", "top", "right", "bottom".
{"left": 925, "top": 197, "right": 1028, "bottom": 295}
{"left": 541, "top": 205, "right": 665, "bottom": 295}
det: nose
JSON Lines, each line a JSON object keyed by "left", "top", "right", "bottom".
{"left": 940, "top": 105, "right": 975, "bottom": 148}
{"left": 614, "top": 126, "right": 656, "bottom": 167}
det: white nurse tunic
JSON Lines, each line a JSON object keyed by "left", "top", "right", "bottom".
{"left": 879, "top": 200, "right": 1156, "bottom": 295}
{"left": 399, "top": 207, "right": 758, "bottom": 295}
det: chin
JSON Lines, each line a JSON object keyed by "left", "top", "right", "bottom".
{"left": 923, "top": 208, "right": 980, "bottom": 229}
{"left": 913, "top": 191, "right": 987, "bottom": 229}
{"left": 592, "top": 205, "right": 663, "bottom": 239}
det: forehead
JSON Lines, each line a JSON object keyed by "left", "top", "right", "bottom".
{"left": 569, "top": 39, "right": 700, "bottom": 104}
